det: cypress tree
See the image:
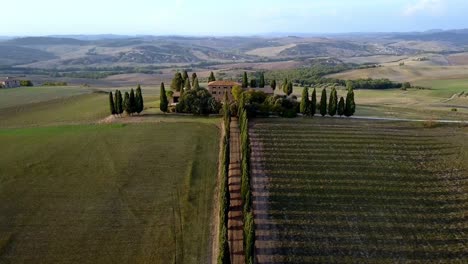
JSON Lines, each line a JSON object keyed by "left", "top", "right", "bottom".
{"left": 118, "top": 90, "right": 124, "bottom": 115}
{"left": 182, "top": 70, "right": 189, "bottom": 82}
{"left": 191, "top": 72, "right": 197, "bottom": 85}
{"left": 286, "top": 82, "right": 293, "bottom": 96}
{"left": 109, "top": 91, "right": 116, "bottom": 115}
{"left": 208, "top": 71, "right": 216, "bottom": 82}
{"left": 282, "top": 78, "right": 288, "bottom": 94}
{"left": 135, "top": 85, "right": 144, "bottom": 114}
{"left": 270, "top": 79, "right": 276, "bottom": 91}
{"left": 129, "top": 88, "right": 136, "bottom": 114}
{"left": 259, "top": 72, "right": 265, "bottom": 88}
{"left": 170, "top": 72, "right": 184, "bottom": 91}
{"left": 328, "top": 87, "right": 338, "bottom": 116}
{"left": 250, "top": 79, "right": 257, "bottom": 88}
{"left": 338, "top": 97, "right": 345, "bottom": 116}
{"left": 184, "top": 78, "right": 191, "bottom": 90}
{"left": 345, "top": 86, "right": 356, "bottom": 117}
{"left": 242, "top": 72, "right": 248, "bottom": 88}
{"left": 193, "top": 77, "right": 200, "bottom": 90}
{"left": 320, "top": 88, "right": 327, "bottom": 116}
{"left": 114, "top": 90, "right": 120, "bottom": 115}
{"left": 123, "top": 92, "right": 131, "bottom": 115}
{"left": 160, "top": 82, "right": 168, "bottom": 113}
{"left": 300, "top": 87, "right": 310, "bottom": 115}
{"left": 310, "top": 88, "right": 317, "bottom": 116}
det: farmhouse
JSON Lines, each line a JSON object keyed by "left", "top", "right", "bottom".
{"left": 208, "top": 81, "right": 240, "bottom": 101}
{"left": 0, "top": 77, "right": 20, "bottom": 88}
{"left": 208, "top": 80, "right": 275, "bottom": 102}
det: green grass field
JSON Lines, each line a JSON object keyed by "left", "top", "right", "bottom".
{"left": 0, "top": 86, "right": 92, "bottom": 109}
{"left": 251, "top": 118, "right": 467, "bottom": 263}
{"left": 0, "top": 93, "right": 109, "bottom": 128}
{"left": 0, "top": 122, "right": 219, "bottom": 263}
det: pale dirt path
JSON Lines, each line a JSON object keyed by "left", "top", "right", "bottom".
{"left": 228, "top": 118, "right": 244, "bottom": 264}
{"left": 249, "top": 125, "right": 282, "bottom": 264}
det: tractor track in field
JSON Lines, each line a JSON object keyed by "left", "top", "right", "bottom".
{"left": 228, "top": 118, "right": 244, "bottom": 264}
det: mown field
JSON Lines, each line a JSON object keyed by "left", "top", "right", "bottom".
{"left": 250, "top": 118, "right": 468, "bottom": 263}
{"left": 0, "top": 122, "right": 219, "bottom": 263}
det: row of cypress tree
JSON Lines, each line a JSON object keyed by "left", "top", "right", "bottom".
{"left": 109, "top": 85, "right": 144, "bottom": 116}
{"left": 238, "top": 94, "right": 255, "bottom": 264}
{"left": 218, "top": 93, "right": 231, "bottom": 264}
{"left": 300, "top": 85, "right": 356, "bottom": 117}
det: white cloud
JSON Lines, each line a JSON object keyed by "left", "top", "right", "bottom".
{"left": 403, "top": 0, "right": 446, "bottom": 16}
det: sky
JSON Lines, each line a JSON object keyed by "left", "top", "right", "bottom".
{"left": 1, "top": 0, "right": 468, "bottom": 36}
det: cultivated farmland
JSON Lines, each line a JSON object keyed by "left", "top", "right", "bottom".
{"left": 0, "top": 122, "right": 219, "bottom": 263}
{"left": 250, "top": 118, "right": 468, "bottom": 263}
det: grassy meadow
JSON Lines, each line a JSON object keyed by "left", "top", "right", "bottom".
{"left": 0, "top": 122, "right": 219, "bottom": 263}
{"left": 251, "top": 118, "right": 468, "bottom": 263}
{"left": 0, "top": 85, "right": 221, "bottom": 263}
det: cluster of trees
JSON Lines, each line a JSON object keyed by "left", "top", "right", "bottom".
{"left": 109, "top": 85, "right": 144, "bottom": 116}
{"left": 170, "top": 70, "right": 201, "bottom": 92}
{"left": 42, "top": 81, "right": 68, "bottom": 86}
{"left": 218, "top": 95, "right": 231, "bottom": 264}
{"left": 241, "top": 72, "right": 266, "bottom": 88}
{"left": 264, "top": 60, "right": 353, "bottom": 86}
{"left": 281, "top": 78, "right": 294, "bottom": 95}
{"left": 238, "top": 95, "right": 255, "bottom": 264}
{"left": 19, "top": 80, "right": 33, "bottom": 87}
{"left": 162, "top": 71, "right": 220, "bottom": 115}
{"left": 300, "top": 84, "right": 355, "bottom": 117}
{"left": 344, "top": 78, "right": 403, "bottom": 90}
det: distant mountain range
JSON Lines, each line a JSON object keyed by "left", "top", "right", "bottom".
{"left": 0, "top": 29, "right": 467, "bottom": 69}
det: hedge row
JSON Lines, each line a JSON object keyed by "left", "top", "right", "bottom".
{"left": 239, "top": 95, "right": 255, "bottom": 264}
{"left": 218, "top": 96, "right": 231, "bottom": 264}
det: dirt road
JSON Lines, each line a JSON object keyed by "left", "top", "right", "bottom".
{"left": 228, "top": 118, "right": 244, "bottom": 264}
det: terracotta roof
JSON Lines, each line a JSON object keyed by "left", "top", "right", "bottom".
{"left": 208, "top": 80, "right": 240, "bottom": 86}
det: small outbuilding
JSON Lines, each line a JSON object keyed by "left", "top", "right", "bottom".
{"left": 0, "top": 77, "right": 21, "bottom": 88}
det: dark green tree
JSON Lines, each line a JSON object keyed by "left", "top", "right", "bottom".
{"left": 184, "top": 78, "right": 192, "bottom": 90}
{"left": 170, "top": 72, "right": 184, "bottom": 91}
{"left": 208, "top": 71, "right": 216, "bottom": 82}
{"left": 242, "top": 72, "right": 248, "bottom": 88}
{"left": 115, "top": 90, "right": 123, "bottom": 115}
{"left": 282, "top": 78, "right": 288, "bottom": 94}
{"left": 109, "top": 91, "right": 116, "bottom": 115}
{"left": 191, "top": 72, "right": 197, "bottom": 85}
{"left": 270, "top": 79, "right": 276, "bottom": 91}
{"left": 328, "top": 87, "right": 338, "bottom": 116}
{"left": 345, "top": 86, "right": 356, "bottom": 117}
{"left": 193, "top": 77, "right": 200, "bottom": 90}
{"left": 114, "top": 90, "right": 120, "bottom": 115}
{"left": 135, "top": 85, "right": 144, "bottom": 114}
{"left": 338, "top": 97, "right": 345, "bottom": 116}
{"left": 123, "top": 92, "right": 131, "bottom": 115}
{"left": 250, "top": 79, "right": 257, "bottom": 88}
{"left": 182, "top": 70, "right": 189, "bottom": 82}
{"left": 310, "top": 88, "right": 317, "bottom": 116}
{"left": 286, "top": 82, "right": 293, "bottom": 96}
{"left": 160, "top": 82, "right": 168, "bottom": 113}
{"left": 300, "top": 87, "right": 310, "bottom": 115}
{"left": 129, "top": 88, "right": 136, "bottom": 114}
{"left": 259, "top": 72, "right": 265, "bottom": 88}
{"left": 320, "top": 88, "right": 327, "bottom": 116}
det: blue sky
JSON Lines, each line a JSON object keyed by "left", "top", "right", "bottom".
{"left": 1, "top": 0, "right": 468, "bottom": 36}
